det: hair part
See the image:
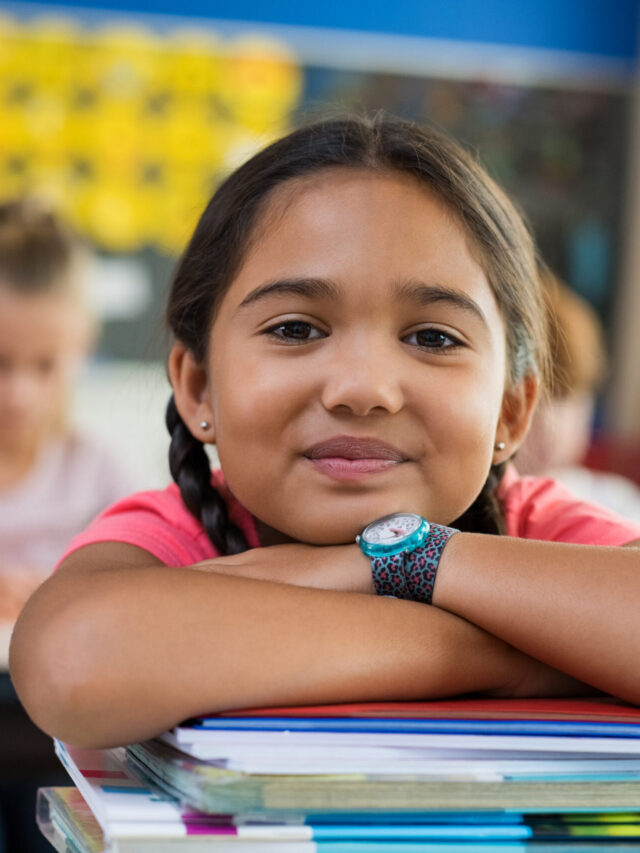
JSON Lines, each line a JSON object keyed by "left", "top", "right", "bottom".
{"left": 166, "top": 114, "right": 549, "bottom": 549}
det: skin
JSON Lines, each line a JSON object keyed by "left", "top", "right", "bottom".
{"left": 175, "top": 170, "right": 532, "bottom": 542}
{"left": 10, "top": 170, "right": 640, "bottom": 749}
{"left": 0, "top": 285, "right": 90, "bottom": 487}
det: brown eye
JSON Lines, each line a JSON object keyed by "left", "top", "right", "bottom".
{"left": 417, "top": 330, "right": 449, "bottom": 348}
{"left": 404, "top": 328, "right": 462, "bottom": 351}
{"left": 267, "top": 321, "right": 325, "bottom": 342}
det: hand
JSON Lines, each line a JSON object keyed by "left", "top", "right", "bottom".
{"left": 191, "top": 543, "right": 375, "bottom": 594}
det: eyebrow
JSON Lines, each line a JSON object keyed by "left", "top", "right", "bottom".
{"left": 238, "top": 278, "right": 339, "bottom": 309}
{"left": 237, "top": 276, "right": 488, "bottom": 328}
{"left": 394, "top": 280, "right": 488, "bottom": 327}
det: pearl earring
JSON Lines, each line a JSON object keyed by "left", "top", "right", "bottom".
{"left": 200, "top": 421, "right": 210, "bottom": 431}
{"left": 494, "top": 441, "right": 506, "bottom": 451}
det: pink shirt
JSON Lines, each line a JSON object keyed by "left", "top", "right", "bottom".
{"left": 59, "top": 466, "right": 640, "bottom": 568}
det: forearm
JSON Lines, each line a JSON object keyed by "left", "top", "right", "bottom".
{"left": 12, "top": 562, "right": 533, "bottom": 749}
{"left": 203, "top": 543, "right": 592, "bottom": 702}
{"left": 433, "top": 534, "right": 640, "bottom": 703}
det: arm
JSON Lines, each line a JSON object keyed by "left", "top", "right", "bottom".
{"left": 432, "top": 534, "right": 640, "bottom": 704}
{"left": 9, "top": 541, "right": 575, "bottom": 749}
{"left": 268, "top": 535, "right": 640, "bottom": 704}
{"left": 196, "top": 536, "right": 640, "bottom": 703}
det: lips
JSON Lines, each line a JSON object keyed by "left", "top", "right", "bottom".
{"left": 305, "top": 436, "right": 407, "bottom": 462}
{"left": 303, "top": 436, "right": 407, "bottom": 480}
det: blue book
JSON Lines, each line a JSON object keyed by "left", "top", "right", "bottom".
{"left": 189, "top": 698, "right": 640, "bottom": 739}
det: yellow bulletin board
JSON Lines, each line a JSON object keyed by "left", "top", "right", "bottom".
{"left": 0, "top": 13, "right": 302, "bottom": 254}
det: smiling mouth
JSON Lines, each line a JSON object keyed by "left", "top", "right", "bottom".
{"left": 303, "top": 436, "right": 407, "bottom": 480}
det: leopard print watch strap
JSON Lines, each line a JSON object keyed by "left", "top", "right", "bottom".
{"left": 370, "top": 523, "right": 459, "bottom": 604}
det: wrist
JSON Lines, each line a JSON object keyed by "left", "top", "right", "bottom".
{"left": 431, "top": 531, "right": 485, "bottom": 610}
{"left": 359, "top": 514, "right": 459, "bottom": 604}
{"left": 430, "top": 529, "right": 465, "bottom": 608}
{"left": 321, "top": 544, "right": 375, "bottom": 594}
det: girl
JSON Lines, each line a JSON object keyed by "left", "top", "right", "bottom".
{"left": 0, "top": 199, "right": 131, "bottom": 623}
{"left": 10, "top": 115, "right": 640, "bottom": 750}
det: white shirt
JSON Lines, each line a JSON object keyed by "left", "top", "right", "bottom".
{"left": 0, "top": 431, "right": 132, "bottom": 575}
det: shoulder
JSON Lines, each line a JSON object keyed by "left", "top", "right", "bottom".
{"left": 498, "top": 464, "right": 640, "bottom": 545}
{"left": 58, "top": 472, "right": 259, "bottom": 568}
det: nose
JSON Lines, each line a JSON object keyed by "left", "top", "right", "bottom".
{"left": 320, "top": 334, "right": 405, "bottom": 416}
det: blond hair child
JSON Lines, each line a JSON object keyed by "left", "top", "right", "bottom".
{"left": 0, "top": 199, "right": 131, "bottom": 622}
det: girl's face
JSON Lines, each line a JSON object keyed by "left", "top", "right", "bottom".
{"left": 0, "top": 285, "right": 89, "bottom": 453}
{"left": 175, "top": 169, "right": 536, "bottom": 544}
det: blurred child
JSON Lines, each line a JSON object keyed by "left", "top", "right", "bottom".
{"left": 516, "top": 267, "right": 640, "bottom": 522}
{"left": 0, "top": 199, "right": 131, "bottom": 621}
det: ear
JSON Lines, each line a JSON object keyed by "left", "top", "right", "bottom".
{"left": 493, "top": 373, "right": 539, "bottom": 465}
{"left": 167, "top": 341, "right": 215, "bottom": 443}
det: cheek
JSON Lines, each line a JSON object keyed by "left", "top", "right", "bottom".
{"left": 211, "top": 348, "right": 307, "bottom": 442}
{"left": 43, "top": 359, "right": 73, "bottom": 397}
{"left": 436, "top": 366, "right": 502, "bottom": 441}
{"left": 209, "top": 354, "right": 295, "bottom": 500}
{"left": 428, "top": 367, "right": 504, "bottom": 504}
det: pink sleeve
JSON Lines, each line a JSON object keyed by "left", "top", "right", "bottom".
{"left": 59, "top": 510, "right": 215, "bottom": 567}
{"left": 56, "top": 485, "right": 221, "bottom": 568}
{"left": 501, "top": 471, "right": 640, "bottom": 545}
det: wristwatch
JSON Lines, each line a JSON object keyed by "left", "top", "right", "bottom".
{"left": 356, "top": 512, "right": 430, "bottom": 557}
{"left": 356, "top": 512, "right": 458, "bottom": 604}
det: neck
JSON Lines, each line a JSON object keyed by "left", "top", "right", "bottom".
{"left": 254, "top": 518, "right": 297, "bottom": 547}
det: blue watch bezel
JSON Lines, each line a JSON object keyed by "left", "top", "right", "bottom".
{"left": 357, "top": 512, "right": 430, "bottom": 558}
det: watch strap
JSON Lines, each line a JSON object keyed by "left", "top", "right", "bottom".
{"left": 371, "top": 523, "right": 459, "bottom": 604}
{"left": 370, "top": 552, "right": 406, "bottom": 598}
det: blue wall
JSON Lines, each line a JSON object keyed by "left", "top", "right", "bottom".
{"left": 29, "top": 0, "right": 640, "bottom": 58}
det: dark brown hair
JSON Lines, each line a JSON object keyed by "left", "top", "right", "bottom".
{"left": 166, "top": 114, "right": 548, "bottom": 552}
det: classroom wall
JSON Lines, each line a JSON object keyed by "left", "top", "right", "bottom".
{"left": 21, "top": 0, "right": 640, "bottom": 58}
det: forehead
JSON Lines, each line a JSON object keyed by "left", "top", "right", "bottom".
{"left": 224, "top": 168, "right": 501, "bottom": 317}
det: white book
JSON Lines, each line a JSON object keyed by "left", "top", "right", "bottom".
{"left": 38, "top": 787, "right": 317, "bottom": 853}
{"left": 160, "top": 732, "right": 640, "bottom": 775}
{"left": 164, "top": 727, "right": 640, "bottom": 755}
{"left": 53, "top": 741, "right": 314, "bottom": 842}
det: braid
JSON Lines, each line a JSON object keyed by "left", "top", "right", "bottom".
{"left": 165, "top": 396, "right": 249, "bottom": 555}
{"left": 452, "top": 462, "right": 507, "bottom": 536}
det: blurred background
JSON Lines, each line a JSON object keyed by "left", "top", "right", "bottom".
{"left": 1, "top": 0, "right": 639, "bottom": 489}
{"left": 1, "top": 2, "right": 640, "bottom": 849}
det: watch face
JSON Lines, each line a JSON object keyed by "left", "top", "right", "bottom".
{"left": 364, "top": 513, "right": 423, "bottom": 545}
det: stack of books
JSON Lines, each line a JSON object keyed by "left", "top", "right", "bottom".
{"left": 38, "top": 697, "right": 640, "bottom": 851}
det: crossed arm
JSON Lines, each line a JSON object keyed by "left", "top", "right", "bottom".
{"left": 9, "top": 534, "right": 640, "bottom": 748}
